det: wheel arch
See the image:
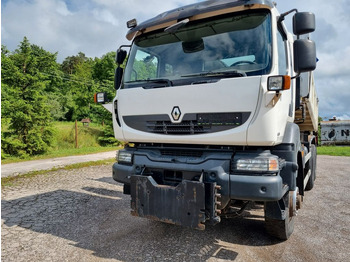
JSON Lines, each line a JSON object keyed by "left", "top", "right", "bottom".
{"left": 272, "top": 122, "right": 301, "bottom": 192}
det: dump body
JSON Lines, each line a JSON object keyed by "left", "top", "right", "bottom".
{"left": 294, "top": 72, "right": 318, "bottom": 132}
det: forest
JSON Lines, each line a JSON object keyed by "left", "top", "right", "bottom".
{"left": 1, "top": 37, "right": 119, "bottom": 159}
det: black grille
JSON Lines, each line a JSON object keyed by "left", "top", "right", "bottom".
{"left": 160, "top": 149, "right": 203, "bottom": 158}
{"left": 147, "top": 120, "right": 209, "bottom": 135}
{"left": 123, "top": 112, "right": 250, "bottom": 135}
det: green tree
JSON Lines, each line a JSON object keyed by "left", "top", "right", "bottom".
{"left": 61, "top": 52, "right": 87, "bottom": 75}
{"left": 1, "top": 37, "right": 55, "bottom": 157}
{"left": 93, "top": 51, "right": 116, "bottom": 82}
{"left": 60, "top": 52, "right": 99, "bottom": 121}
{"left": 91, "top": 52, "right": 121, "bottom": 145}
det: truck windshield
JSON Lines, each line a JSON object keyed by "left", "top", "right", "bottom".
{"left": 123, "top": 10, "right": 271, "bottom": 88}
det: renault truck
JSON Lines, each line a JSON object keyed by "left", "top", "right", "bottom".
{"left": 108, "top": 0, "right": 318, "bottom": 240}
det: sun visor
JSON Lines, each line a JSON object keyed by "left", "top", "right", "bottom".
{"left": 126, "top": 0, "right": 274, "bottom": 40}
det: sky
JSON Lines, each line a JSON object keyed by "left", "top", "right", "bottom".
{"left": 1, "top": 0, "right": 350, "bottom": 120}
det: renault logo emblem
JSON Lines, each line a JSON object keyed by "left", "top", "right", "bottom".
{"left": 171, "top": 106, "right": 181, "bottom": 121}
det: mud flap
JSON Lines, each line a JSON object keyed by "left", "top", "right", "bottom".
{"left": 130, "top": 175, "right": 206, "bottom": 230}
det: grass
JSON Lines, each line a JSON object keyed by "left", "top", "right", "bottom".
{"left": 1, "top": 158, "right": 116, "bottom": 187}
{"left": 2, "top": 121, "right": 122, "bottom": 164}
{"left": 54, "top": 121, "right": 102, "bottom": 149}
{"left": 317, "top": 146, "right": 350, "bottom": 157}
{"left": 2, "top": 146, "right": 120, "bottom": 164}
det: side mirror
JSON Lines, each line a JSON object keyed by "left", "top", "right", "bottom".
{"left": 293, "top": 12, "right": 315, "bottom": 35}
{"left": 294, "top": 39, "right": 316, "bottom": 73}
{"left": 116, "top": 49, "right": 127, "bottom": 65}
{"left": 115, "top": 48, "right": 127, "bottom": 90}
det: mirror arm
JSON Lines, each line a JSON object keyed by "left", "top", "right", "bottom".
{"left": 118, "top": 45, "right": 131, "bottom": 51}
{"left": 278, "top": 9, "right": 298, "bottom": 23}
{"left": 291, "top": 73, "right": 300, "bottom": 80}
{"left": 277, "top": 9, "right": 298, "bottom": 40}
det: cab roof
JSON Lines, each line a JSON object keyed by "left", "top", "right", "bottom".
{"left": 126, "top": 0, "right": 274, "bottom": 40}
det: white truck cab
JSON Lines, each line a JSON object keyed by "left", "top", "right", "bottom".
{"left": 109, "top": 0, "right": 318, "bottom": 240}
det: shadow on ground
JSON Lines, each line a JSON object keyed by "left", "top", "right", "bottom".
{"left": 2, "top": 177, "right": 281, "bottom": 261}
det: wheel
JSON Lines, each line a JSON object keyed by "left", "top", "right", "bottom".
{"left": 312, "top": 144, "right": 317, "bottom": 180}
{"left": 265, "top": 193, "right": 295, "bottom": 240}
{"left": 265, "top": 210, "right": 294, "bottom": 240}
{"left": 305, "top": 144, "right": 316, "bottom": 191}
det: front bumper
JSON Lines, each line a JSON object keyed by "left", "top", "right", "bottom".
{"left": 112, "top": 149, "right": 288, "bottom": 229}
{"left": 113, "top": 152, "right": 286, "bottom": 202}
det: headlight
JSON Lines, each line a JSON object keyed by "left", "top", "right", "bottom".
{"left": 268, "top": 75, "right": 291, "bottom": 91}
{"left": 234, "top": 157, "right": 279, "bottom": 172}
{"left": 117, "top": 150, "right": 133, "bottom": 165}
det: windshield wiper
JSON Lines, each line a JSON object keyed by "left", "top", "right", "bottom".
{"left": 125, "top": 78, "right": 173, "bottom": 88}
{"left": 181, "top": 70, "right": 246, "bottom": 78}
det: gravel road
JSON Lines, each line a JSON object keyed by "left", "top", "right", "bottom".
{"left": 1, "top": 155, "right": 349, "bottom": 261}
{"left": 1, "top": 151, "right": 117, "bottom": 178}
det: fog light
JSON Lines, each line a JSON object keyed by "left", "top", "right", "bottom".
{"left": 117, "top": 151, "right": 133, "bottom": 165}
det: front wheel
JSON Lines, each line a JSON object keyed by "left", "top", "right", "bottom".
{"left": 265, "top": 193, "right": 295, "bottom": 240}
{"left": 305, "top": 144, "right": 317, "bottom": 191}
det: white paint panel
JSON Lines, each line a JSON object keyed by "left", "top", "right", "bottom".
{"left": 115, "top": 76, "right": 262, "bottom": 145}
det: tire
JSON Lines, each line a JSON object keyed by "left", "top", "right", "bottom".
{"left": 265, "top": 194, "right": 295, "bottom": 240}
{"left": 312, "top": 144, "right": 317, "bottom": 180}
{"left": 305, "top": 144, "right": 316, "bottom": 191}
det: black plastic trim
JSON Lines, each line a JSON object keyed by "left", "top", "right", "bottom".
{"left": 123, "top": 112, "right": 250, "bottom": 135}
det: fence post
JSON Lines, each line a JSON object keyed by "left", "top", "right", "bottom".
{"left": 75, "top": 119, "right": 78, "bottom": 148}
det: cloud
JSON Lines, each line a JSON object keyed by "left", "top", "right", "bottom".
{"left": 316, "top": 47, "right": 350, "bottom": 78}
{"left": 335, "top": 114, "right": 350, "bottom": 121}
{"left": 92, "top": 8, "right": 119, "bottom": 27}
{"left": 312, "top": 18, "right": 337, "bottom": 53}
{"left": 2, "top": 0, "right": 350, "bottom": 119}
{"left": 2, "top": 0, "right": 97, "bottom": 60}
{"left": 91, "top": 0, "right": 195, "bottom": 18}
{"left": 1, "top": 0, "right": 196, "bottom": 61}
{"left": 317, "top": 76, "right": 350, "bottom": 106}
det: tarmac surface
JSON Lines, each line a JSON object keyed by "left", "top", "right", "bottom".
{"left": 1, "top": 155, "right": 349, "bottom": 261}
{"left": 1, "top": 150, "right": 117, "bottom": 178}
